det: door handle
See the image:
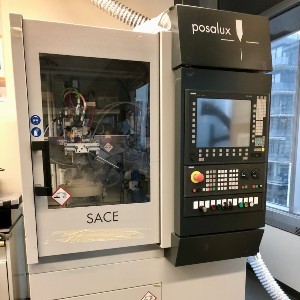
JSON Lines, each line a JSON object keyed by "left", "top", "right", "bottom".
{"left": 31, "top": 141, "right": 53, "bottom": 196}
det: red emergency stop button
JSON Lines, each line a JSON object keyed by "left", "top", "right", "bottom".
{"left": 191, "top": 171, "right": 205, "bottom": 183}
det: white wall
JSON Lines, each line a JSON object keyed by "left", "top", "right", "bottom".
{"left": 260, "top": 225, "right": 300, "bottom": 292}
{"left": 0, "top": 0, "right": 172, "bottom": 194}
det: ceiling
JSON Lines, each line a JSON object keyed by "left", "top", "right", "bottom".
{"left": 218, "top": 0, "right": 283, "bottom": 14}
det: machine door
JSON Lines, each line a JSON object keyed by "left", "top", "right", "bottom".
{"left": 22, "top": 19, "right": 159, "bottom": 257}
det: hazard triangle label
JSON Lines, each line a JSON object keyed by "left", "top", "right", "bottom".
{"left": 141, "top": 291, "right": 157, "bottom": 300}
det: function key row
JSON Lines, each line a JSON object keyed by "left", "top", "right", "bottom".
{"left": 198, "top": 148, "right": 249, "bottom": 161}
{"left": 193, "top": 197, "right": 259, "bottom": 212}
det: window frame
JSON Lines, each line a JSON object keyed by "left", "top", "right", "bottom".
{"left": 264, "top": 2, "right": 300, "bottom": 236}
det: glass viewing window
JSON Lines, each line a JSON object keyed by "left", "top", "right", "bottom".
{"left": 39, "top": 54, "right": 151, "bottom": 209}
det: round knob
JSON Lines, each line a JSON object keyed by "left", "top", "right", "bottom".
{"left": 191, "top": 171, "right": 205, "bottom": 183}
{"left": 251, "top": 169, "right": 260, "bottom": 179}
{"left": 222, "top": 203, "right": 227, "bottom": 210}
{"left": 240, "top": 169, "right": 249, "bottom": 180}
{"left": 199, "top": 206, "right": 207, "bottom": 213}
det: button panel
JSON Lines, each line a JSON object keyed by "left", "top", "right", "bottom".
{"left": 198, "top": 148, "right": 249, "bottom": 162}
{"left": 185, "top": 194, "right": 261, "bottom": 217}
{"left": 184, "top": 163, "right": 266, "bottom": 197}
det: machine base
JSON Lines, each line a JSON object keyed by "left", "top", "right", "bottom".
{"left": 165, "top": 229, "right": 264, "bottom": 266}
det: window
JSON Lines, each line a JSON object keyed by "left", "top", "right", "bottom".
{"left": 39, "top": 54, "right": 151, "bottom": 209}
{"left": 266, "top": 26, "right": 300, "bottom": 234}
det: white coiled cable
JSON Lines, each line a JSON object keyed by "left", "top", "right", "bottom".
{"left": 247, "top": 253, "right": 290, "bottom": 300}
{"left": 91, "top": 0, "right": 149, "bottom": 27}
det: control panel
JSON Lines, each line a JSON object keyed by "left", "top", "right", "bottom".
{"left": 183, "top": 163, "right": 266, "bottom": 217}
{"left": 185, "top": 193, "right": 263, "bottom": 217}
{"left": 184, "top": 163, "right": 266, "bottom": 197}
{"left": 165, "top": 10, "right": 272, "bottom": 265}
{"left": 173, "top": 84, "right": 270, "bottom": 238}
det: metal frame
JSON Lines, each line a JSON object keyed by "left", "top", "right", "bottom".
{"left": 261, "top": 0, "right": 300, "bottom": 19}
{"left": 11, "top": 14, "right": 160, "bottom": 261}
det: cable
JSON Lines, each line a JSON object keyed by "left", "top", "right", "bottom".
{"left": 247, "top": 253, "right": 290, "bottom": 300}
{"left": 90, "top": 0, "right": 149, "bottom": 27}
{"left": 91, "top": 101, "right": 143, "bottom": 139}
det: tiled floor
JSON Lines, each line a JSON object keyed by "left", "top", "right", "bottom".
{"left": 245, "top": 270, "right": 299, "bottom": 300}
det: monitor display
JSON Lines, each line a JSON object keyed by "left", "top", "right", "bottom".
{"left": 196, "top": 98, "right": 251, "bottom": 148}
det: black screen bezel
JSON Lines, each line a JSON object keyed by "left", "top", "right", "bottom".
{"left": 184, "top": 90, "right": 268, "bottom": 165}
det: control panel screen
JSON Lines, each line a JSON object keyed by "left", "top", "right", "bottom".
{"left": 196, "top": 98, "right": 251, "bottom": 148}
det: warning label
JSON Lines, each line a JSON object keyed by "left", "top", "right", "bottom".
{"left": 51, "top": 186, "right": 71, "bottom": 206}
{"left": 141, "top": 291, "right": 157, "bottom": 300}
{"left": 103, "top": 143, "right": 113, "bottom": 152}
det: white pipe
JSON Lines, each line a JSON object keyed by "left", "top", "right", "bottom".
{"left": 90, "top": 0, "right": 149, "bottom": 27}
{"left": 247, "top": 253, "right": 290, "bottom": 300}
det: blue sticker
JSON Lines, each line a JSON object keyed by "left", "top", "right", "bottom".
{"left": 30, "top": 115, "right": 41, "bottom": 125}
{"left": 31, "top": 127, "right": 42, "bottom": 137}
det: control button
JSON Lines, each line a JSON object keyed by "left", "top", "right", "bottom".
{"left": 192, "top": 188, "right": 197, "bottom": 193}
{"left": 238, "top": 202, "right": 244, "bottom": 208}
{"left": 191, "top": 171, "right": 205, "bottom": 183}
{"left": 251, "top": 168, "right": 260, "bottom": 179}
{"left": 199, "top": 206, "right": 208, "bottom": 213}
{"left": 228, "top": 202, "right": 233, "bottom": 209}
{"left": 211, "top": 204, "right": 216, "bottom": 211}
{"left": 193, "top": 201, "right": 198, "bottom": 209}
{"left": 240, "top": 169, "right": 249, "bottom": 180}
{"left": 244, "top": 202, "right": 249, "bottom": 208}
{"left": 216, "top": 204, "right": 222, "bottom": 210}
{"left": 249, "top": 202, "right": 254, "bottom": 207}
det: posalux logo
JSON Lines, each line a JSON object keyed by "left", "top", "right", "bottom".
{"left": 191, "top": 19, "right": 260, "bottom": 61}
{"left": 192, "top": 22, "right": 231, "bottom": 35}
